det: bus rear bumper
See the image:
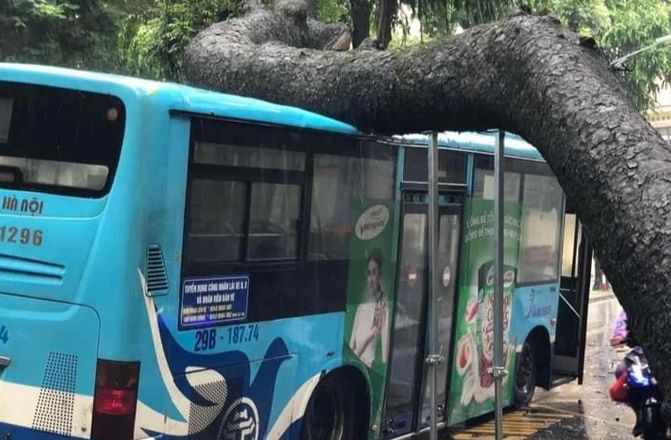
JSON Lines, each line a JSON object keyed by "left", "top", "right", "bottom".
{"left": 0, "top": 421, "right": 85, "bottom": 440}
{"left": 0, "top": 422, "right": 166, "bottom": 440}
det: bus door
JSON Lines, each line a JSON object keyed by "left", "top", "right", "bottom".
{"left": 383, "top": 191, "right": 463, "bottom": 438}
{"left": 552, "top": 207, "right": 592, "bottom": 385}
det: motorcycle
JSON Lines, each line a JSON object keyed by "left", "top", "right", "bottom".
{"left": 610, "top": 336, "right": 669, "bottom": 439}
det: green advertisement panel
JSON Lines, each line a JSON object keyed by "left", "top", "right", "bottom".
{"left": 447, "top": 198, "right": 522, "bottom": 424}
{"left": 343, "top": 200, "right": 398, "bottom": 434}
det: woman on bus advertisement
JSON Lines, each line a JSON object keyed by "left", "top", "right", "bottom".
{"left": 447, "top": 197, "right": 523, "bottom": 424}
{"left": 349, "top": 247, "right": 390, "bottom": 368}
{"left": 344, "top": 200, "right": 397, "bottom": 434}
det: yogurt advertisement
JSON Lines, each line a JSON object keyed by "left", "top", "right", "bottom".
{"left": 447, "top": 198, "right": 522, "bottom": 424}
{"left": 343, "top": 199, "right": 399, "bottom": 434}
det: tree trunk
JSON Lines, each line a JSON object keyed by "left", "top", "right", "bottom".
{"left": 375, "top": 0, "right": 397, "bottom": 49}
{"left": 349, "top": 0, "right": 372, "bottom": 47}
{"left": 184, "top": 4, "right": 671, "bottom": 395}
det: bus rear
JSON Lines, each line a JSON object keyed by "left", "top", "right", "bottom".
{"left": 0, "top": 70, "right": 132, "bottom": 440}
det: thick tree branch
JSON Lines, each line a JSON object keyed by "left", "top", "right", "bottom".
{"left": 184, "top": 4, "right": 671, "bottom": 397}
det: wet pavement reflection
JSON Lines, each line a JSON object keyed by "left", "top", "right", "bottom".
{"left": 528, "top": 290, "right": 636, "bottom": 440}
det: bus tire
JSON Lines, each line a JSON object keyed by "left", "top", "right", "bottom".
{"left": 513, "top": 341, "right": 537, "bottom": 408}
{"left": 299, "top": 370, "right": 366, "bottom": 440}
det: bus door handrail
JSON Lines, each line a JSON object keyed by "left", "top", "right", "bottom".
{"left": 558, "top": 289, "right": 581, "bottom": 318}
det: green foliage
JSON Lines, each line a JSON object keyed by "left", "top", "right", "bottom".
{"left": 316, "top": 0, "right": 351, "bottom": 25}
{"left": 0, "top": 0, "right": 125, "bottom": 71}
{"left": 1, "top": 0, "right": 669, "bottom": 113}
{"left": 552, "top": 0, "right": 610, "bottom": 37}
{"left": 600, "top": 0, "right": 671, "bottom": 111}
{"left": 118, "top": 0, "right": 240, "bottom": 81}
{"left": 397, "top": 0, "right": 671, "bottom": 112}
{"left": 449, "top": 0, "right": 516, "bottom": 28}
{"left": 526, "top": 0, "right": 671, "bottom": 112}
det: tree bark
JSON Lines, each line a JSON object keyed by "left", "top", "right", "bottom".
{"left": 375, "top": 0, "right": 397, "bottom": 49}
{"left": 184, "top": 3, "right": 671, "bottom": 396}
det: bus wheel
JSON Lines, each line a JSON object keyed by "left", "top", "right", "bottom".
{"left": 300, "top": 373, "right": 360, "bottom": 440}
{"left": 513, "top": 341, "right": 537, "bottom": 408}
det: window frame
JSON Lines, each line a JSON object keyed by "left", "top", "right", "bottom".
{"left": 181, "top": 116, "right": 398, "bottom": 277}
{"left": 0, "top": 81, "right": 127, "bottom": 198}
{"left": 471, "top": 153, "right": 565, "bottom": 287}
{"left": 402, "top": 146, "right": 467, "bottom": 184}
{"left": 515, "top": 171, "right": 565, "bottom": 287}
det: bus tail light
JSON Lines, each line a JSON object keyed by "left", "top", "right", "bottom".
{"left": 91, "top": 359, "right": 140, "bottom": 440}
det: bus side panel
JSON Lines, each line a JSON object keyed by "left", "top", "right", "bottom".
{"left": 0, "top": 295, "right": 100, "bottom": 439}
{"left": 508, "top": 283, "right": 559, "bottom": 385}
{"left": 173, "top": 354, "right": 297, "bottom": 440}
{"left": 133, "top": 308, "right": 344, "bottom": 440}
{"left": 446, "top": 197, "right": 522, "bottom": 425}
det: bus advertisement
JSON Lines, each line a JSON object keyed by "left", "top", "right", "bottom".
{"left": 0, "top": 63, "right": 592, "bottom": 440}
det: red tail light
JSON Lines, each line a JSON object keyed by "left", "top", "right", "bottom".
{"left": 91, "top": 359, "right": 140, "bottom": 440}
{"left": 94, "top": 388, "right": 137, "bottom": 415}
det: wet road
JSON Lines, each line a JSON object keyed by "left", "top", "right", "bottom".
{"left": 449, "top": 290, "right": 641, "bottom": 440}
{"left": 527, "top": 289, "right": 636, "bottom": 440}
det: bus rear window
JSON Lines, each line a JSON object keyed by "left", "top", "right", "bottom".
{"left": 0, "top": 81, "right": 126, "bottom": 197}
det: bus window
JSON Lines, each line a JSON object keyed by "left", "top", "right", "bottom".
{"left": 363, "top": 155, "right": 395, "bottom": 200}
{"left": 308, "top": 153, "right": 395, "bottom": 261}
{"left": 0, "top": 82, "right": 126, "bottom": 196}
{"left": 186, "top": 120, "right": 307, "bottom": 265}
{"left": 473, "top": 155, "right": 521, "bottom": 201}
{"left": 561, "top": 213, "right": 581, "bottom": 278}
{"left": 247, "top": 182, "right": 301, "bottom": 260}
{"left": 188, "top": 179, "right": 246, "bottom": 263}
{"left": 403, "top": 147, "right": 467, "bottom": 184}
{"left": 194, "top": 142, "right": 305, "bottom": 171}
{"left": 517, "top": 173, "right": 564, "bottom": 284}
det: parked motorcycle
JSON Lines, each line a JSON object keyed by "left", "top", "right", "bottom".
{"left": 610, "top": 335, "right": 668, "bottom": 439}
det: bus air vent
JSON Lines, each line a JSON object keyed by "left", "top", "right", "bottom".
{"left": 146, "top": 245, "right": 169, "bottom": 296}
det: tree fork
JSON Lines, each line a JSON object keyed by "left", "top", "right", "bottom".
{"left": 185, "top": 1, "right": 671, "bottom": 395}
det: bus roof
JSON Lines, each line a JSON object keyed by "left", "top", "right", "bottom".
{"left": 0, "top": 63, "right": 545, "bottom": 161}
{"left": 392, "top": 131, "right": 544, "bottom": 161}
{"left": 0, "top": 63, "right": 359, "bottom": 135}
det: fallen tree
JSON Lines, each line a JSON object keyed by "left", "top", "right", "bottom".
{"left": 184, "top": 0, "right": 671, "bottom": 398}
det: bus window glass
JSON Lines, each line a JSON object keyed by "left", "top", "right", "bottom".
{"left": 403, "top": 147, "right": 467, "bottom": 184}
{"left": 247, "top": 183, "right": 301, "bottom": 260}
{"left": 473, "top": 168, "right": 521, "bottom": 201}
{"left": 194, "top": 142, "right": 305, "bottom": 171}
{"left": 0, "top": 82, "right": 126, "bottom": 196}
{"left": 517, "top": 174, "right": 564, "bottom": 283}
{"left": 0, "top": 98, "right": 12, "bottom": 143}
{"left": 309, "top": 154, "right": 395, "bottom": 261}
{"left": 561, "top": 214, "right": 581, "bottom": 278}
{"left": 364, "top": 156, "right": 395, "bottom": 199}
{"left": 309, "top": 155, "right": 355, "bottom": 261}
{"left": 187, "top": 179, "right": 246, "bottom": 263}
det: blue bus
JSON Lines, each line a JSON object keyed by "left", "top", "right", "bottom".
{"left": 0, "top": 63, "right": 592, "bottom": 440}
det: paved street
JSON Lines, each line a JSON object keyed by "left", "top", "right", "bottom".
{"left": 447, "top": 289, "right": 642, "bottom": 440}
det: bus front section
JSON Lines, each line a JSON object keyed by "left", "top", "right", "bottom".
{"left": 0, "top": 76, "right": 138, "bottom": 440}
